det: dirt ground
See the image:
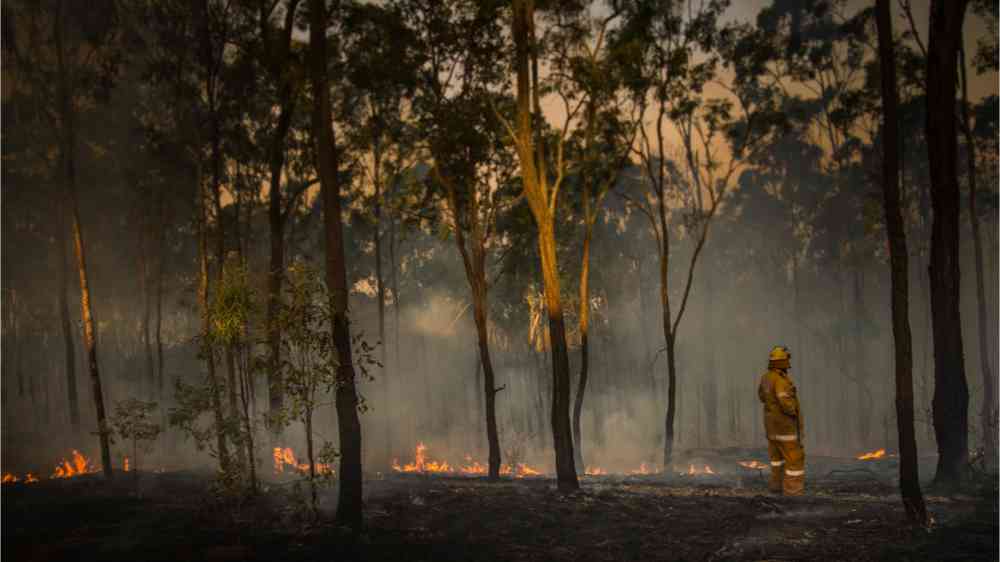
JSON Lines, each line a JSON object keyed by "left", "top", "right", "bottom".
{"left": 3, "top": 460, "right": 997, "bottom": 562}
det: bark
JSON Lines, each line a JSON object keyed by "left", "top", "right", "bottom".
{"left": 57, "top": 201, "right": 80, "bottom": 428}
{"left": 373, "top": 139, "right": 389, "bottom": 463}
{"left": 876, "top": 0, "right": 928, "bottom": 524}
{"left": 958, "top": 42, "right": 998, "bottom": 465}
{"left": 573, "top": 227, "right": 592, "bottom": 471}
{"left": 925, "top": 0, "right": 971, "bottom": 487}
{"left": 155, "top": 187, "right": 166, "bottom": 394}
{"left": 512, "top": 0, "right": 579, "bottom": 492}
{"left": 266, "top": 102, "right": 291, "bottom": 417}
{"left": 138, "top": 193, "right": 154, "bottom": 396}
{"left": 54, "top": 1, "right": 111, "bottom": 479}
{"left": 309, "top": 0, "right": 363, "bottom": 528}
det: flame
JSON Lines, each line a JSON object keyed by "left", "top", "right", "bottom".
{"left": 738, "top": 460, "right": 769, "bottom": 470}
{"left": 584, "top": 466, "right": 607, "bottom": 476}
{"left": 24, "top": 473, "right": 38, "bottom": 483}
{"left": 686, "top": 464, "right": 716, "bottom": 475}
{"left": 52, "top": 450, "right": 98, "bottom": 478}
{"left": 2, "top": 472, "right": 18, "bottom": 484}
{"left": 856, "top": 448, "right": 886, "bottom": 460}
{"left": 123, "top": 457, "right": 130, "bottom": 472}
{"left": 273, "top": 446, "right": 334, "bottom": 475}
{"left": 628, "top": 462, "right": 657, "bottom": 475}
{"left": 460, "top": 455, "right": 487, "bottom": 475}
{"left": 392, "top": 443, "right": 543, "bottom": 477}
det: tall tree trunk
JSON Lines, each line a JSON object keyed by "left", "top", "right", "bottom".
{"left": 266, "top": 127, "right": 289, "bottom": 419}
{"left": 472, "top": 281, "right": 502, "bottom": 480}
{"left": 925, "top": 0, "right": 971, "bottom": 488}
{"left": 138, "top": 193, "right": 154, "bottom": 397}
{"left": 958, "top": 42, "right": 998, "bottom": 466}
{"left": 573, "top": 227, "right": 592, "bottom": 472}
{"left": 373, "top": 150, "right": 390, "bottom": 464}
{"left": 55, "top": 2, "right": 111, "bottom": 478}
{"left": 155, "top": 186, "right": 166, "bottom": 395}
{"left": 512, "top": 0, "right": 578, "bottom": 492}
{"left": 309, "top": 0, "right": 363, "bottom": 528}
{"left": 876, "top": 0, "right": 928, "bottom": 524}
{"left": 57, "top": 202, "right": 80, "bottom": 429}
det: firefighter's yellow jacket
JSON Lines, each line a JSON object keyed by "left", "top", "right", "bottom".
{"left": 758, "top": 369, "right": 803, "bottom": 441}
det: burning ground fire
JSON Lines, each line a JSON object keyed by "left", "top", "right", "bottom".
{"left": 737, "top": 460, "right": 769, "bottom": 470}
{"left": 273, "top": 447, "right": 335, "bottom": 476}
{"left": 856, "top": 448, "right": 887, "bottom": 460}
{"left": 3, "top": 450, "right": 100, "bottom": 485}
{"left": 391, "top": 442, "right": 544, "bottom": 477}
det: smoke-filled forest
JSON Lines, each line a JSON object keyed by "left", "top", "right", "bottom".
{"left": 2, "top": 0, "right": 998, "bottom": 560}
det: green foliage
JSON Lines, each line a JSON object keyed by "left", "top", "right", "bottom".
{"left": 209, "top": 259, "right": 257, "bottom": 347}
{"left": 111, "top": 398, "right": 163, "bottom": 450}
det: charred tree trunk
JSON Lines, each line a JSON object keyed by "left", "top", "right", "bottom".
{"left": 266, "top": 118, "right": 290, "bottom": 420}
{"left": 54, "top": 3, "right": 111, "bottom": 478}
{"left": 309, "top": 0, "right": 364, "bottom": 528}
{"left": 138, "top": 193, "right": 154, "bottom": 397}
{"left": 876, "top": 0, "right": 929, "bottom": 523}
{"left": 472, "top": 283, "right": 503, "bottom": 480}
{"left": 154, "top": 187, "right": 166, "bottom": 395}
{"left": 958, "top": 43, "right": 998, "bottom": 465}
{"left": 925, "top": 0, "right": 971, "bottom": 488}
{"left": 57, "top": 202, "right": 80, "bottom": 428}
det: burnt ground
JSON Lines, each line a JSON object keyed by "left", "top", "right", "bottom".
{"left": 2, "top": 459, "right": 997, "bottom": 562}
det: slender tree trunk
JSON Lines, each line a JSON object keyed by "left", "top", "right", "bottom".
{"left": 54, "top": 4, "right": 111, "bottom": 478}
{"left": 373, "top": 152, "right": 390, "bottom": 465}
{"left": 573, "top": 227, "right": 592, "bottom": 472}
{"left": 925, "top": 0, "right": 971, "bottom": 488}
{"left": 309, "top": 0, "right": 364, "bottom": 528}
{"left": 267, "top": 138, "right": 288, "bottom": 419}
{"left": 876, "top": 0, "right": 929, "bottom": 524}
{"left": 198, "top": 168, "right": 231, "bottom": 474}
{"left": 57, "top": 202, "right": 80, "bottom": 428}
{"left": 155, "top": 187, "right": 166, "bottom": 395}
{"left": 958, "top": 43, "right": 998, "bottom": 466}
{"left": 472, "top": 281, "right": 503, "bottom": 480}
{"left": 138, "top": 193, "right": 154, "bottom": 396}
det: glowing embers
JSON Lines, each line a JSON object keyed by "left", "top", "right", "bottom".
{"left": 272, "top": 446, "right": 334, "bottom": 476}
{"left": 628, "top": 462, "right": 658, "bottom": 475}
{"left": 685, "top": 464, "right": 716, "bottom": 476}
{"left": 584, "top": 466, "right": 607, "bottom": 476}
{"left": 52, "top": 450, "right": 99, "bottom": 479}
{"left": 856, "top": 448, "right": 887, "bottom": 460}
{"left": 123, "top": 456, "right": 130, "bottom": 472}
{"left": 391, "top": 442, "right": 545, "bottom": 478}
{"left": 737, "top": 460, "right": 769, "bottom": 470}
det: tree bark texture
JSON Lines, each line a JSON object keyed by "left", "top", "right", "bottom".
{"left": 925, "top": 0, "right": 970, "bottom": 487}
{"left": 309, "top": 0, "right": 364, "bottom": 528}
{"left": 876, "top": 0, "right": 929, "bottom": 524}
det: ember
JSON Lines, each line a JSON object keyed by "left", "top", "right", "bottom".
{"left": 52, "top": 450, "right": 99, "bottom": 478}
{"left": 123, "top": 456, "right": 130, "bottom": 472}
{"left": 856, "top": 448, "right": 887, "bottom": 460}
{"left": 628, "top": 462, "right": 657, "bottom": 475}
{"left": 737, "top": 460, "right": 768, "bottom": 470}
{"left": 686, "top": 464, "right": 716, "bottom": 475}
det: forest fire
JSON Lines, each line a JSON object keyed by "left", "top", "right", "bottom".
{"left": 391, "top": 443, "right": 544, "bottom": 477}
{"left": 584, "top": 466, "right": 607, "bottom": 476}
{"left": 3, "top": 472, "right": 41, "bottom": 484}
{"left": 124, "top": 457, "right": 130, "bottom": 472}
{"left": 272, "top": 447, "right": 334, "bottom": 475}
{"left": 52, "top": 450, "right": 99, "bottom": 479}
{"left": 856, "top": 448, "right": 887, "bottom": 460}
{"left": 737, "top": 460, "right": 769, "bottom": 470}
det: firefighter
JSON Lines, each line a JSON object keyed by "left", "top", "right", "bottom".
{"left": 758, "top": 346, "right": 805, "bottom": 495}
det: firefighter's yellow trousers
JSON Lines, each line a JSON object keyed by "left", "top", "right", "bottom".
{"left": 767, "top": 437, "right": 805, "bottom": 496}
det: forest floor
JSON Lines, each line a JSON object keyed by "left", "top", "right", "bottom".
{"left": 3, "top": 454, "right": 997, "bottom": 562}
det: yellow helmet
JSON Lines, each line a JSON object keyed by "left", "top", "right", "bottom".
{"left": 768, "top": 346, "right": 791, "bottom": 361}
{"left": 768, "top": 346, "right": 791, "bottom": 369}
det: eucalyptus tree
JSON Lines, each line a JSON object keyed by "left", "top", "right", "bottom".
{"left": 613, "top": 0, "right": 781, "bottom": 467}
{"left": 3, "top": 0, "right": 126, "bottom": 478}
{"left": 401, "top": 0, "right": 514, "bottom": 480}
{"left": 547, "top": 3, "right": 638, "bottom": 471}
